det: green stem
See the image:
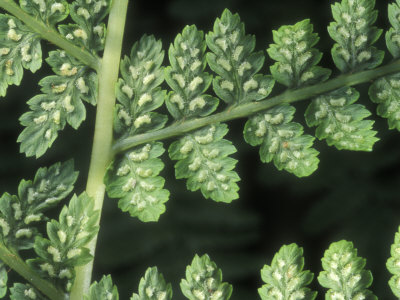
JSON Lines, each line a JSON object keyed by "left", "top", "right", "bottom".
{"left": 0, "top": 0, "right": 100, "bottom": 71}
{"left": 0, "top": 243, "right": 65, "bottom": 300}
{"left": 69, "top": 0, "right": 128, "bottom": 298}
{"left": 113, "top": 58, "right": 400, "bottom": 154}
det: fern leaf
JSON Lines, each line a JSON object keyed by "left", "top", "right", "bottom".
{"left": 369, "top": 74, "right": 400, "bottom": 131}
{"left": 28, "top": 193, "right": 99, "bottom": 292}
{"left": 305, "top": 87, "right": 378, "bottom": 151}
{"left": 20, "top": 0, "right": 69, "bottom": 26}
{"left": 85, "top": 275, "right": 119, "bottom": 300}
{"left": 58, "top": 0, "right": 110, "bottom": 53}
{"left": 17, "top": 0, "right": 108, "bottom": 157}
{"left": 0, "top": 160, "right": 77, "bottom": 251}
{"left": 387, "top": 0, "right": 400, "bottom": 58}
{"left": 130, "top": 267, "right": 172, "bottom": 300}
{"left": 165, "top": 25, "right": 218, "bottom": 119}
{"left": 10, "top": 283, "right": 45, "bottom": 300}
{"left": 206, "top": 9, "right": 274, "bottom": 104}
{"left": 268, "top": 19, "right": 331, "bottom": 88}
{"left": 0, "top": 261, "right": 6, "bottom": 298}
{"left": 114, "top": 34, "right": 167, "bottom": 139}
{"left": 368, "top": 2, "right": 400, "bottom": 132}
{"left": 0, "top": 15, "right": 42, "bottom": 97}
{"left": 244, "top": 104, "right": 319, "bottom": 177}
{"left": 386, "top": 226, "right": 400, "bottom": 298}
{"left": 18, "top": 50, "right": 97, "bottom": 157}
{"left": 328, "top": 0, "right": 384, "bottom": 73}
{"left": 259, "top": 244, "right": 316, "bottom": 300}
{"left": 0, "top": 0, "right": 71, "bottom": 98}
{"left": 165, "top": 26, "right": 240, "bottom": 203}
{"left": 318, "top": 240, "right": 377, "bottom": 300}
{"left": 169, "top": 124, "right": 240, "bottom": 203}
{"left": 107, "top": 34, "right": 169, "bottom": 223}
{"left": 180, "top": 254, "right": 232, "bottom": 300}
{"left": 105, "top": 142, "right": 170, "bottom": 222}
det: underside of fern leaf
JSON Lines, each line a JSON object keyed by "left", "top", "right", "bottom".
{"left": 15, "top": 0, "right": 109, "bottom": 158}
{"left": 85, "top": 275, "right": 119, "bottom": 300}
{"left": 305, "top": 0, "right": 381, "bottom": 151}
{"left": 245, "top": 104, "right": 319, "bottom": 177}
{"left": 305, "top": 87, "right": 378, "bottom": 151}
{"left": 28, "top": 192, "right": 99, "bottom": 292}
{"left": 0, "top": 160, "right": 77, "bottom": 251}
{"left": 206, "top": 9, "right": 274, "bottom": 105}
{"left": 318, "top": 240, "right": 377, "bottom": 300}
{"left": 181, "top": 254, "right": 232, "bottom": 300}
{"left": 105, "top": 35, "right": 170, "bottom": 222}
{"left": 106, "top": 142, "right": 169, "bottom": 222}
{"left": 369, "top": 0, "right": 400, "bottom": 132}
{"left": 329, "top": 0, "right": 384, "bottom": 72}
{"left": 166, "top": 24, "right": 240, "bottom": 203}
{"left": 131, "top": 267, "right": 172, "bottom": 300}
{"left": 169, "top": 124, "right": 240, "bottom": 202}
{"left": 259, "top": 243, "right": 316, "bottom": 300}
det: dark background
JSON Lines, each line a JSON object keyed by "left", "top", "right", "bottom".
{"left": 1, "top": 0, "right": 400, "bottom": 299}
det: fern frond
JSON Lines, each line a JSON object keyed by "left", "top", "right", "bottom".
{"left": 18, "top": 50, "right": 97, "bottom": 157}
{"left": 114, "top": 34, "right": 167, "bottom": 138}
{"left": 318, "top": 240, "right": 377, "bottom": 300}
{"left": 386, "top": 226, "right": 400, "bottom": 298}
{"left": 328, "top": 0, "right": 384, "bottom": 72}
{"left": 259, "top": 243, "right": 316, "bottom": 300}
{"left": 0, "top": 160, "right": 77, "bottom": 251}
{"left": 16, "top": 0, "right": 110, "bottom": 157}
{"left": 304, "top": 0, "right": 380, "bottom": 152}
{"left": 131, "top": 267, "right": 172, "bottom": 300}
{"left": 368, "top": 1, "right": 400, "bottom": 132}
{"left": 105, "top": 142, "right": 169, "bottom": 222}
{"left": 306, "top": 87, "right": 378, "bottom": 151}
{"left": 180, "top": 254, "right": 232, "bottom": 300}
{"left": 165, "top": 25, "right": 218, "bottom": 119}
{"left": 20, "top": 0, "right": 69, "bottom": 26}
{"left": 268, "top": 19, "right": 331, "bottom": 88}
{"left": 164, "top": 24, "right": 240, "bottom": 203}
{"left": 169, "top": 124, "right": 240, "bottom": 202}
{"left": 27, "top": 193, "right": 99, "bottom": 292}
{"left": 386, "top": 0, "right": 400, "bottom": 59}
{"left": 369, "top": 74, "right": 400, "bottom": 131}
{"left": 245, "top": 104, "right": 319, "bottom": 177}
{"left": 10, "top": 283, "right": 45, "bottom": 300}
{"left": 0, "top": 15, "right": 42, "bottom": 96}
{"left": 58, "top": 0, "right": 110, "bottom": 54}
{"left": 0, "top": 0, "right": 74, "bottom": 97}
{"left": 106, "top": 35, "right": 170, "bottom": 222}
{"left": 85, "top": 275, "right": 119, "bottom": 300}
{"left": 206, "top": 9, "right": 274, "bottom": 104}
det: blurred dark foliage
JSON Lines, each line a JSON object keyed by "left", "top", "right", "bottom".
{"left": 1, "top": 0, "right": 400, "bottom": 299}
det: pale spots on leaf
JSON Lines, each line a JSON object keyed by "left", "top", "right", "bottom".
{"left": 133, "top": 114, "right": 151, "bottom": 128}
{"left": 73, "top": 28, "right": 88, "bottom": 41}
{"left": 357, "top": 50, "right": 371, "bottom": 63}
{"left": 189, "top": 76, "right": 203, "bottom": 91}
{"left": 34, "top": 114, "right": 48, "bottom": 125}
{"left": 189, "top": 97, "right": 206, "bottom": 111}
{"left": 77, "top": 7, "right": 90, "bottom": 20}
{"left": 15, "top": 228, "right": 32, "bottom": 239}
{"left": 51, "top": 2, "right": 65, "bottom": 14}
{"left": 220, "top": 80, "right": 234, "bottom": 91}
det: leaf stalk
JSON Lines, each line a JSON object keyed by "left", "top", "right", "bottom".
{"left": 0, "top": 243, "right": 66, "bottom": 300}
{"left": 0, "top": 0, "right": 100, "bottom": 71}
{"left": 112, "top": 59, "right": 400, "bottom": 154}
{"left": 68, "top": 0, "right": 129, "bottom": 298}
